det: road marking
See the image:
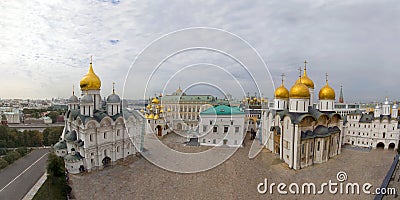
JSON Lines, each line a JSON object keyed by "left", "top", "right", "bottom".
{"left": 0, "top": 152, "right": 49, "bottom": 193}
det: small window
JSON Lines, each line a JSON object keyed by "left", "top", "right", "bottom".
{"left": 104, "top": 132, "right": 107, "bottom": 139}
{"left": 213, "top": 139, "right": 216, "bottom": 144}
{"left": 235, "top": 126, "right": 240, "bottom": 133}
{"left": 317, "top": 141, "right": 320, "bottom": 151}
{"left": 210, "top": 120, "right": 213, "bottom": 125}
{"left": 224, "top": 126, "right": 229, "bottom": 133}
{"left": 203, "top": 125, "right": 207, "bottom": 132}
{"left": 90, "top": 134, "right": 92, "bottom": 142}
{"left": 203, "top": 139, "right": 206, "bottom": 143}
{"left": 231, "top": 121, "right": 234, "bottom": 125}
{"left": 213, "top": 126, "right": 218, "bottom": 133}
{"left": 117, "top": 130, "right": 120, "bottom": 136}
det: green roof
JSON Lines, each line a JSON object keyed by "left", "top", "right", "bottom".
{"left": 200, "top": 105, "right": 244, "bottom": 115}
{"left": 54, "top": 140, "right": 67, "bottom": 150}
{"left": 64, "top": 153, "right": 83, "bottom": 162}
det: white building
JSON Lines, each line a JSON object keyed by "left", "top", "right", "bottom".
{"left": 160, "top": 87, "right": 230, "bottom": 133}
{"left": 54, "top": 59, "right": 145, "bottom": 174}
{"left": 343, "top": 98, "right": 400, "bottom": 150}
{"left": 198, "top": 105, "right": 245, "bottom": 147}
{"left": 261, "top": 62, "right": 343, "bottom": 170}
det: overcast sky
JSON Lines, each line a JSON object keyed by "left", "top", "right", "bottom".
{"left": 0, "top": 0, "right": 399, "bottom": 103}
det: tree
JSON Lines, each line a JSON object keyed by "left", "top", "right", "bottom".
{"left": 16, "top": 147, "right": 28, "bottom": 157}
{"left": 47, "top": 111, "right": 60, "bottom": 123}
{"left": 43, "top": 127, "right": 63, "bottom": 146}
{"left": 3, "top": 151, "right": 21, "bottom": 164}
{"left": 47, "top": 153, "right": 65, "bottom": 177}
{"left": 0, "top": 158, "right": 8, "bottom": 169}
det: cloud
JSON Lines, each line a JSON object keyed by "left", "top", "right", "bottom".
{"left": 0, "top": 0, "right": 399, "bottom": 103}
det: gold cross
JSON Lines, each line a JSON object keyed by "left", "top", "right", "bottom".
{"left": 325, "top": 73, "right": 328, "bottom": 83}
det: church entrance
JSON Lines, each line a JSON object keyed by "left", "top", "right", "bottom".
{"left": 102, "top": 156, "right": 111, "bottom": 167}
{"left": 156, "top": 125, "right": 162, "bottom": 136}
{"left": 376, "top": 142, "right": 385, "bottom": 149}
{"left": 177, "top": 123, "right": 182, "bottom": 131}
{"left": 389, "top": 143, "right": 395, "bottom": 150}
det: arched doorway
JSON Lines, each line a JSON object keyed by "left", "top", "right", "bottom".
{"left": 376, "top": 142, "right": 385, "bottom": 149}
{"left": 177, "top": 123, "right": 182, "bottom": 130}
{"left": 102, "top": 156, "right": 111, "bottom": 167}
{"left": 156, "top": 125, "right": 162, "bottom": 136}
{"left": 388, "top": 143, "right": 395, "bottom": 150}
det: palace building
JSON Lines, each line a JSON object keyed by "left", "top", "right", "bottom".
{"left": 343, "top": 98, "right": 400, "bottom": 150}
{"left": 54, "top": 58, "right": 145, "bottom": 174}
{"left": 261, "top": 61, "right": 343, "bottom": 170}
{"left": 158, "top": 87, "right": 230, "bottom": 133}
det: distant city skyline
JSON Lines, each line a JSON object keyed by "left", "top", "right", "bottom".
{"left": 0, "top": 1, "right": 399, "bottom": 102}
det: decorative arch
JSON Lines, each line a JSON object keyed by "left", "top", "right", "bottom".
{"left": 100, "top": 117, "right": 113, "bottom": 127}
{"left": 85, "top": 121, "right": 99, "bottom": 129}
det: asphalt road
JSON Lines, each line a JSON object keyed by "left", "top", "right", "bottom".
{"left": 0, "top": 149, "right": 50, "bottom": 200}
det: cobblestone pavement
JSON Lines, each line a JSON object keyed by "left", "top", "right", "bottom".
{"left": 70, "top": 133, "right": 396, "bottom": 200}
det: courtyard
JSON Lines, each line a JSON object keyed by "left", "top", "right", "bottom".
{"left": 70, "top": 133, "right": 396, "bottom": 200}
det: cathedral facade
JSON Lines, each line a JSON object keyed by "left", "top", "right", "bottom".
{"left": 261, "top": 62, "right": 343, "bottom": 170}
{"left": 54, "top": 59, "right": 145, "bottom": 174}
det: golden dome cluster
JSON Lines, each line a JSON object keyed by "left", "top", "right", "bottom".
{"left": 274, "top": 61, "right": 336, "bottom": 100}
{"left": 80, "top": 61, "right": 101, "bottom": 91}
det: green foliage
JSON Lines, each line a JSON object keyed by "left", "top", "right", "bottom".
{"left": 47, "top": 153, "right": 65, "bottom": 177}
{"left": 47, "top": 111, "right": 60, "bottom": 123}
{"left": 0, "top": 158, "right": 8, "bottom": 169}
{"left": 16, "top": 147, "right": 29, "bottom": 157}
{"left": 35, "top": 152, "right": 69, "bottom": 199}
{"left": 3, "top": 151, "right": 21, "bottom": 164}
{"left": 43, "top": 127, "right": 64, "bottom": 146}
{"left": 0, "top": 125, "right": 43, "bottom": 148}
{"left": 33, "top": 174, "right": 68, "bottom": 200}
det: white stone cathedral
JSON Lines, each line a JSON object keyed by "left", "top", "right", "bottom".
{"left": 54, "top": 59, "right": 145, "bottom": 174}
{"left": 261, "top": 61, "right": 343, "bottom": 170}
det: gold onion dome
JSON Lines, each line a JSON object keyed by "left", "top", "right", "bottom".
{"left": 295, "top": 63, "right": 314, "bottom": 89}
{"left": 80, "top": 59, "right": 101, "bottom": 90}
{"left": 289, "top": 81, "right": 310, "bottom": 99}
{"left": 319, "top": 75, "right": 335, "bottom": 100}
{"left": 274, "top": 76, "right": 289, "bottom": 99}
{"left": 151, "top": 97, "right": 159, "bottom": 104}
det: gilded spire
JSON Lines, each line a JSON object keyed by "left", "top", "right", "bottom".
{"left": 281, "top": 73, "right": 285, "bottom": 85}
{"left": 72, "top": 84, "right": 75, "bottom": 96}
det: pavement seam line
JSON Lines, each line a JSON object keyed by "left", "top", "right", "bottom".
{"left": 0, "top": 152, "right": 49, "bottom": 193}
